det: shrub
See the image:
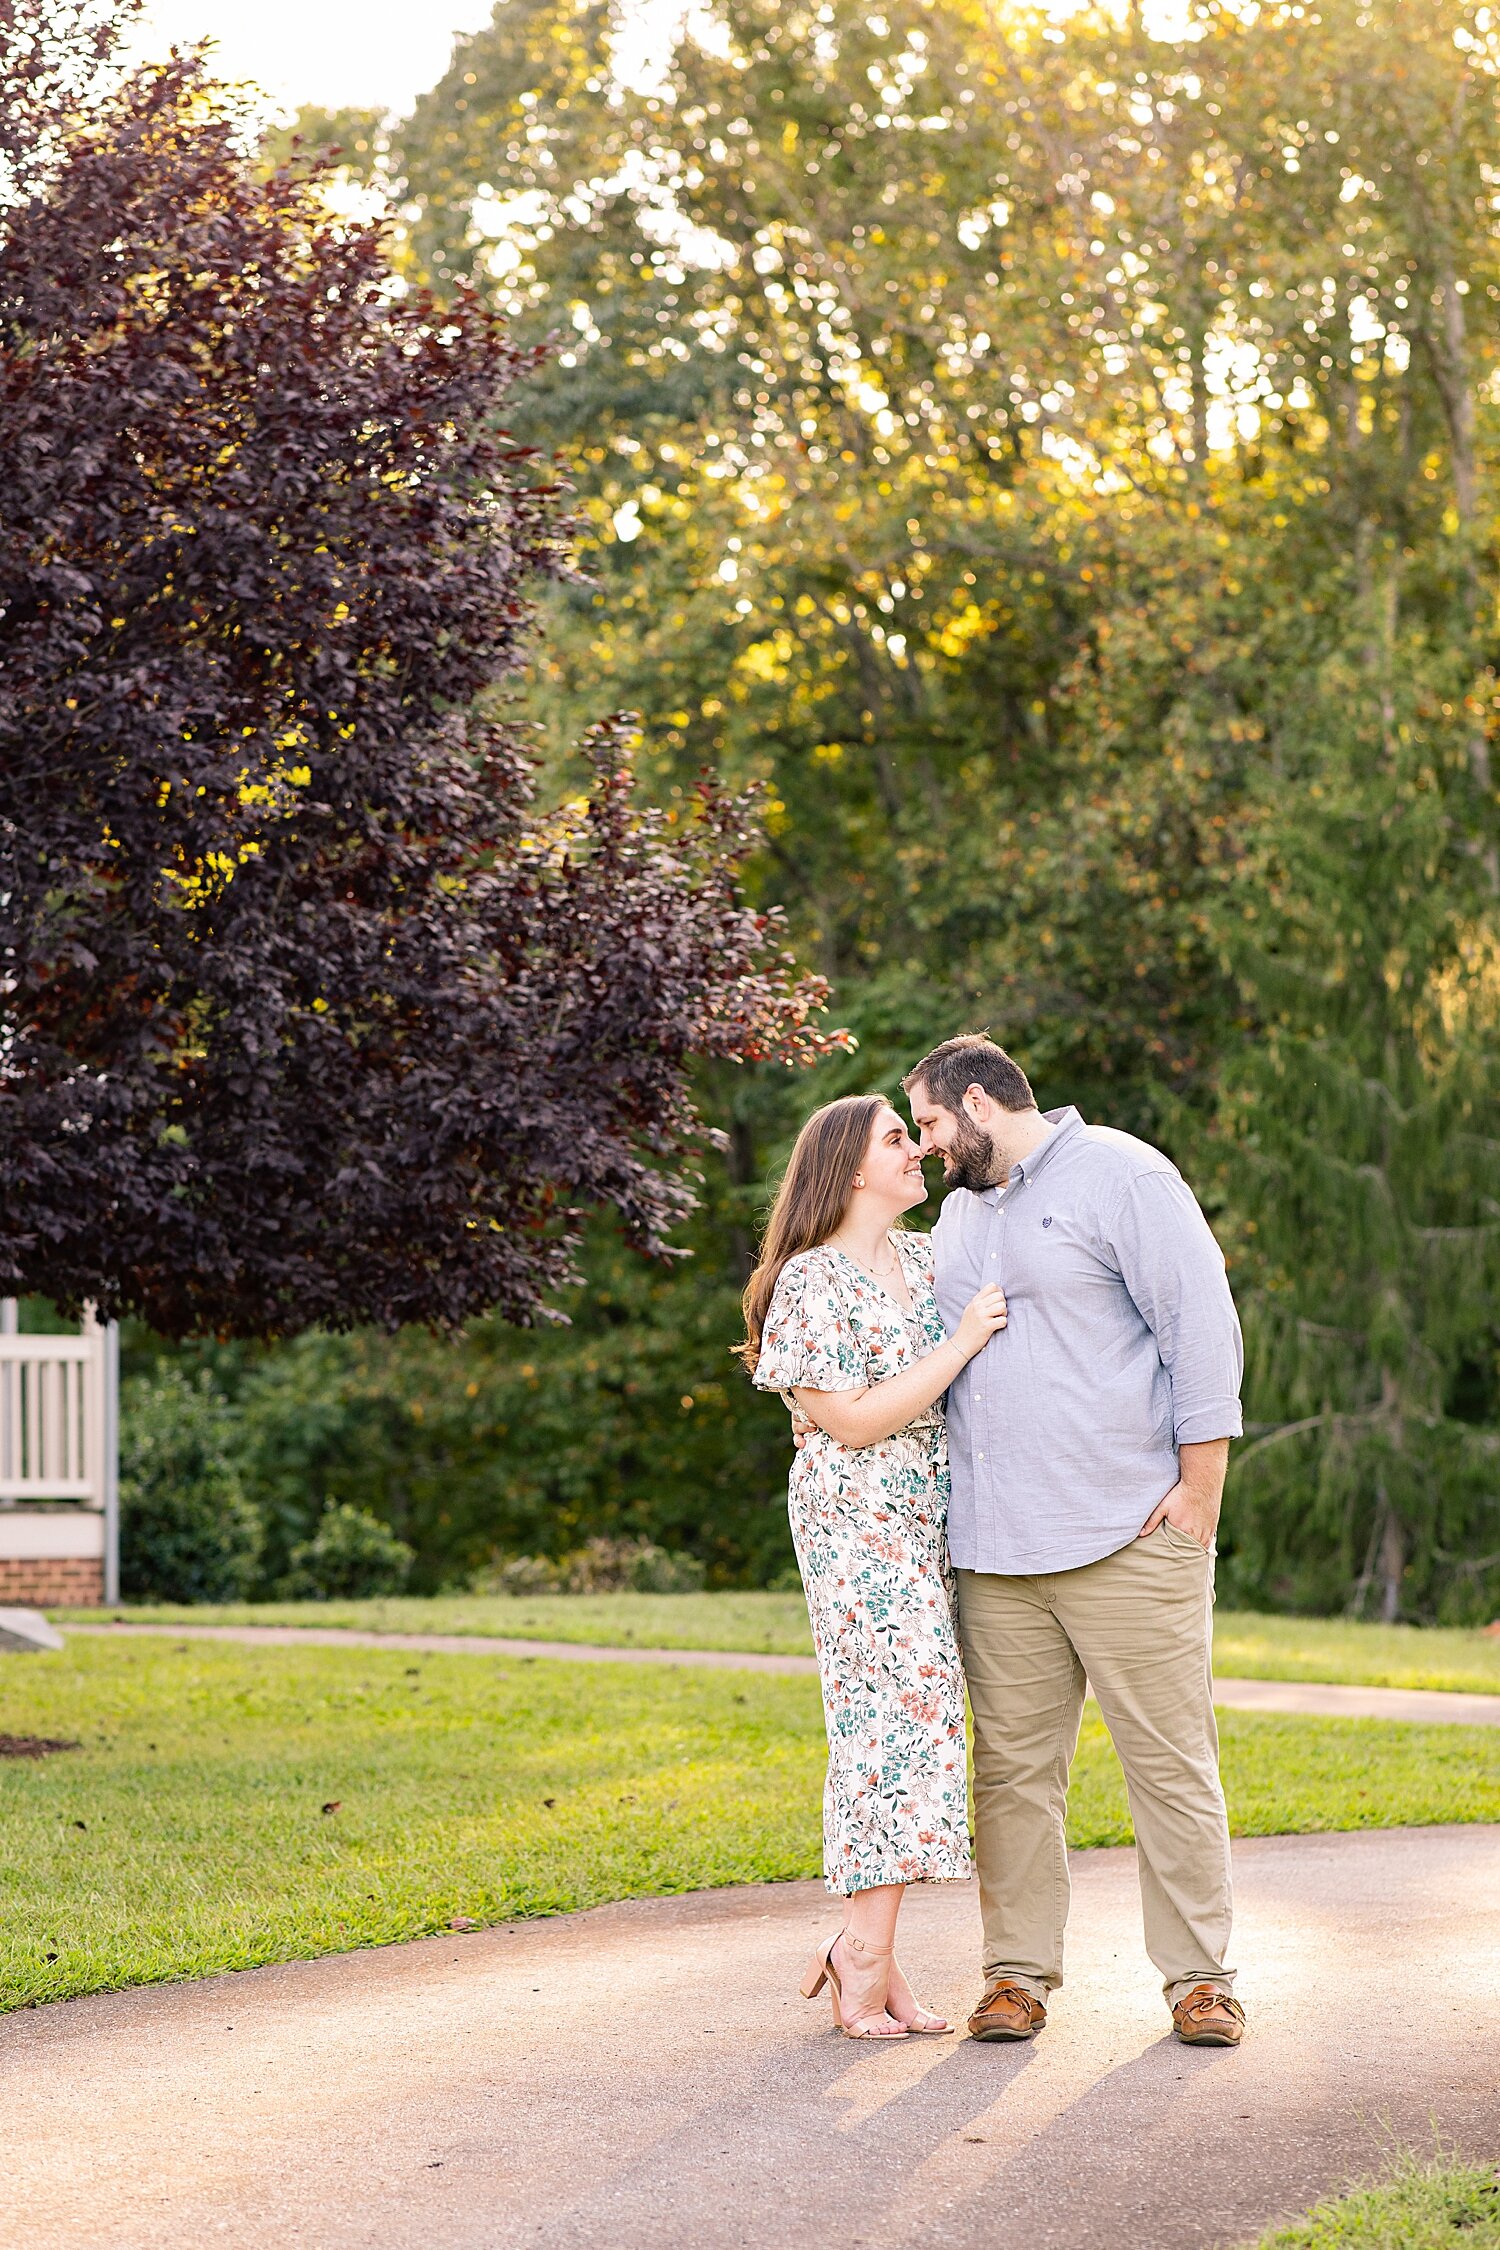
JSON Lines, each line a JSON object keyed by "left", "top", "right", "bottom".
{"left": 601, "top": 1540, "right": 706, "bottom": 1595}
{"left": 278, "top": 1502, "right": 415, "bottom": 1600}
{"left": 119, "top": 1368, "right": 263, "bottom": 1604}
{"left": 487, "top": 1554, "right": 565, "bottom": 1596}
{"left": 174, "top": 1201, "right": 804, "bottom": 1596}
{"left": 480, "top": 1536, "right": 706, "bottom": 1596}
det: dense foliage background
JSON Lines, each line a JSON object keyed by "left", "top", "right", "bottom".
{"left": 99, "top": 0, "right": 1500, "bottom": 1614}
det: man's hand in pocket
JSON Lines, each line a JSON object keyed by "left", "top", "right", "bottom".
{"left": 1138, "top": 1481, "right": 1216, "bottom": 1550}
{"left": 1137, "top": 1438, "right": 1230, "bottom": 1550}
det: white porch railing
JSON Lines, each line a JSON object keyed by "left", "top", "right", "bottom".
{"left": 0, "top": 1304, "right": 119, "bottom": 1602}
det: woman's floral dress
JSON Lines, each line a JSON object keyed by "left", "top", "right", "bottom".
{"left": 754, "top": 1232, "right": 970, "bottom": 1896}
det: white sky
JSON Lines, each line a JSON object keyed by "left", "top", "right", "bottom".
{"left": 125, "top": 0, "right": 1195, "bottom": 127}
{"left": 127, "top": 0, "right": 502, "bottom": 117}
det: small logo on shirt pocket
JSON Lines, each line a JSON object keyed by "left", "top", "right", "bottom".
{"left": 1042, "top": 1216, "right": 1054, "bottom": 1229}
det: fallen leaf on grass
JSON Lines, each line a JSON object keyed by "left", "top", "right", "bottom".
{"left": 321, "top": 1800, "right": 342, "bottom": 1815}
{"left": 0, "top": 1735, "right": 80, "bottom": 1760}
{"left": 449, "top": 1916, "right": 480, "bottom": 1932}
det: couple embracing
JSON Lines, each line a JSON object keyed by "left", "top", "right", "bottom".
{"left": 738, "top": 1035, "right": 1246, "bottom": 2050}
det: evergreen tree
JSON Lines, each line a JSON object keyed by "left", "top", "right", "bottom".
{"left": 1209, "top": 622, "right": 1499, "bottom": 1623}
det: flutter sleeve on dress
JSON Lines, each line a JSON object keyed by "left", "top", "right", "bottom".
{"left": 900, "top": 1232, "right": 936, "bottom": 1281}
{"left": 752, "top": 1252, "right": 870, "bottom": 1395}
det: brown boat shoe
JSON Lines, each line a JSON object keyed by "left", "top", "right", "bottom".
{"left": 967, "top": 1980, "right": 1047, "bottom": 2042}
{"left": 1171, "top": 1984, "right": 1246, "bottom": 2047}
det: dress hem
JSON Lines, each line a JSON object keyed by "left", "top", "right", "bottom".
{"left": 825, "top": 1862, "right": 973, "bottom": 1897}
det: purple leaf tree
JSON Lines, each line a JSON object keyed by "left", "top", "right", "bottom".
{"left": 0, "top": 0, "right": 841, "bottom": 1335}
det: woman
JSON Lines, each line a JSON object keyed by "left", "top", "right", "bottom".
{"left": 738, "top": 1093, "right": 1007, "bottom": 2040}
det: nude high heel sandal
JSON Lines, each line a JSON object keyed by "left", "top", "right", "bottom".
{"left": 886, "top": 1956, "right": 954, "bottom": 2036}
{"left": 799, "top": 1932, "right": 908, "bottom": 2039}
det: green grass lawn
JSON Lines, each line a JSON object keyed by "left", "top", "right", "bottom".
{"left": 1212, "top": 1612, "right": 1500, "bottom": 1698}
{"left": 3, "top": 1637, "right": 1499, "bottom": 2012}
{"left": 57, "top": 1593, "right": 1500, "bottom": 1695}
{"left": 1250, "top": 2157, "right": 1500, "bottom": 2248}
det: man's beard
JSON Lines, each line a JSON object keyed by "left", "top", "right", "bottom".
{"left": 942, "top": 1114, "right": 1001, "bottom": 1192}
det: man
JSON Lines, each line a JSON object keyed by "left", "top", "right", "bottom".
{"left": 904, "top": 1033, "right": 1246, "bottom": 2049}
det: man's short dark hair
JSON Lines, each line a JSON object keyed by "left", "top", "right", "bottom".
{"left": 903, "top": 1034, "right": 1036, "bottom": 1115}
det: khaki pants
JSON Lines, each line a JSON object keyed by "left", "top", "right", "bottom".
{"left": 956, "top": 1522, "right": 1234, "bottom": 2008}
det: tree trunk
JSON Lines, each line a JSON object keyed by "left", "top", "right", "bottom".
{"left": 726, "top": 1111, "right": 757, "bottom": 1286}
{"left": 1421, "top": 269, "right": 1495, "bottom": 877}
{"left": 1379, "top": 1501, "right": 1405, "bottom": 1624}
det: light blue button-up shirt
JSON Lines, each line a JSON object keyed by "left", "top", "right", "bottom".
{"left": 931, "top": 1106, "right": 1244, "bottom": 1575}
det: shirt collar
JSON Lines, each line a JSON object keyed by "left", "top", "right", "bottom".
{"left": 1014, "top": 1105, "right": 1083, "bottom": 1184}
{"left": 974, "top": 1106, "right": 1084, "bottom": 1204}
{"left": 976, "top": 1105, "right": 1083, "bottom": 1202}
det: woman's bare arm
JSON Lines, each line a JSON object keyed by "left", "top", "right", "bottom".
{"left": 793, "top": 1285, "right": 1007, "bottom": 1448}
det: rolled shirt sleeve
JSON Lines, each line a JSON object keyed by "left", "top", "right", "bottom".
{"left": 1105, "top": 1173, "right": 1244, "bottom": 1444}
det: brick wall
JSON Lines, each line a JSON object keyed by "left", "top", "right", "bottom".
{"left": 0, "top": 1558, "right": 103, "bottom": 1606}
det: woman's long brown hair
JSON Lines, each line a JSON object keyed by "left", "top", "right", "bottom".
{"left": 736, "top": 1093, "right": 887, "bottom": 1375}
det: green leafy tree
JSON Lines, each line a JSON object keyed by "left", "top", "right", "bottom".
{"left": 395, "top": 0, "right": 1250, "bottom": 1103}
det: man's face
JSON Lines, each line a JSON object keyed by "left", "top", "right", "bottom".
{"left": 907, "top": 1079, "right": 1000, "bottom": 1192}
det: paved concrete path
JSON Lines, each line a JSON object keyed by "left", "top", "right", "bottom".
{"left": 66, "top": 1620, "right": 1500, "bottom": 1725}
{"left": 2, "top": 1826, "right": 1495, "bottom": 2250}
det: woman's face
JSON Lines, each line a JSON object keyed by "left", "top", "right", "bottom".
{"left": 857, "top": 1104, "right": 928, "bottom": 1213}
